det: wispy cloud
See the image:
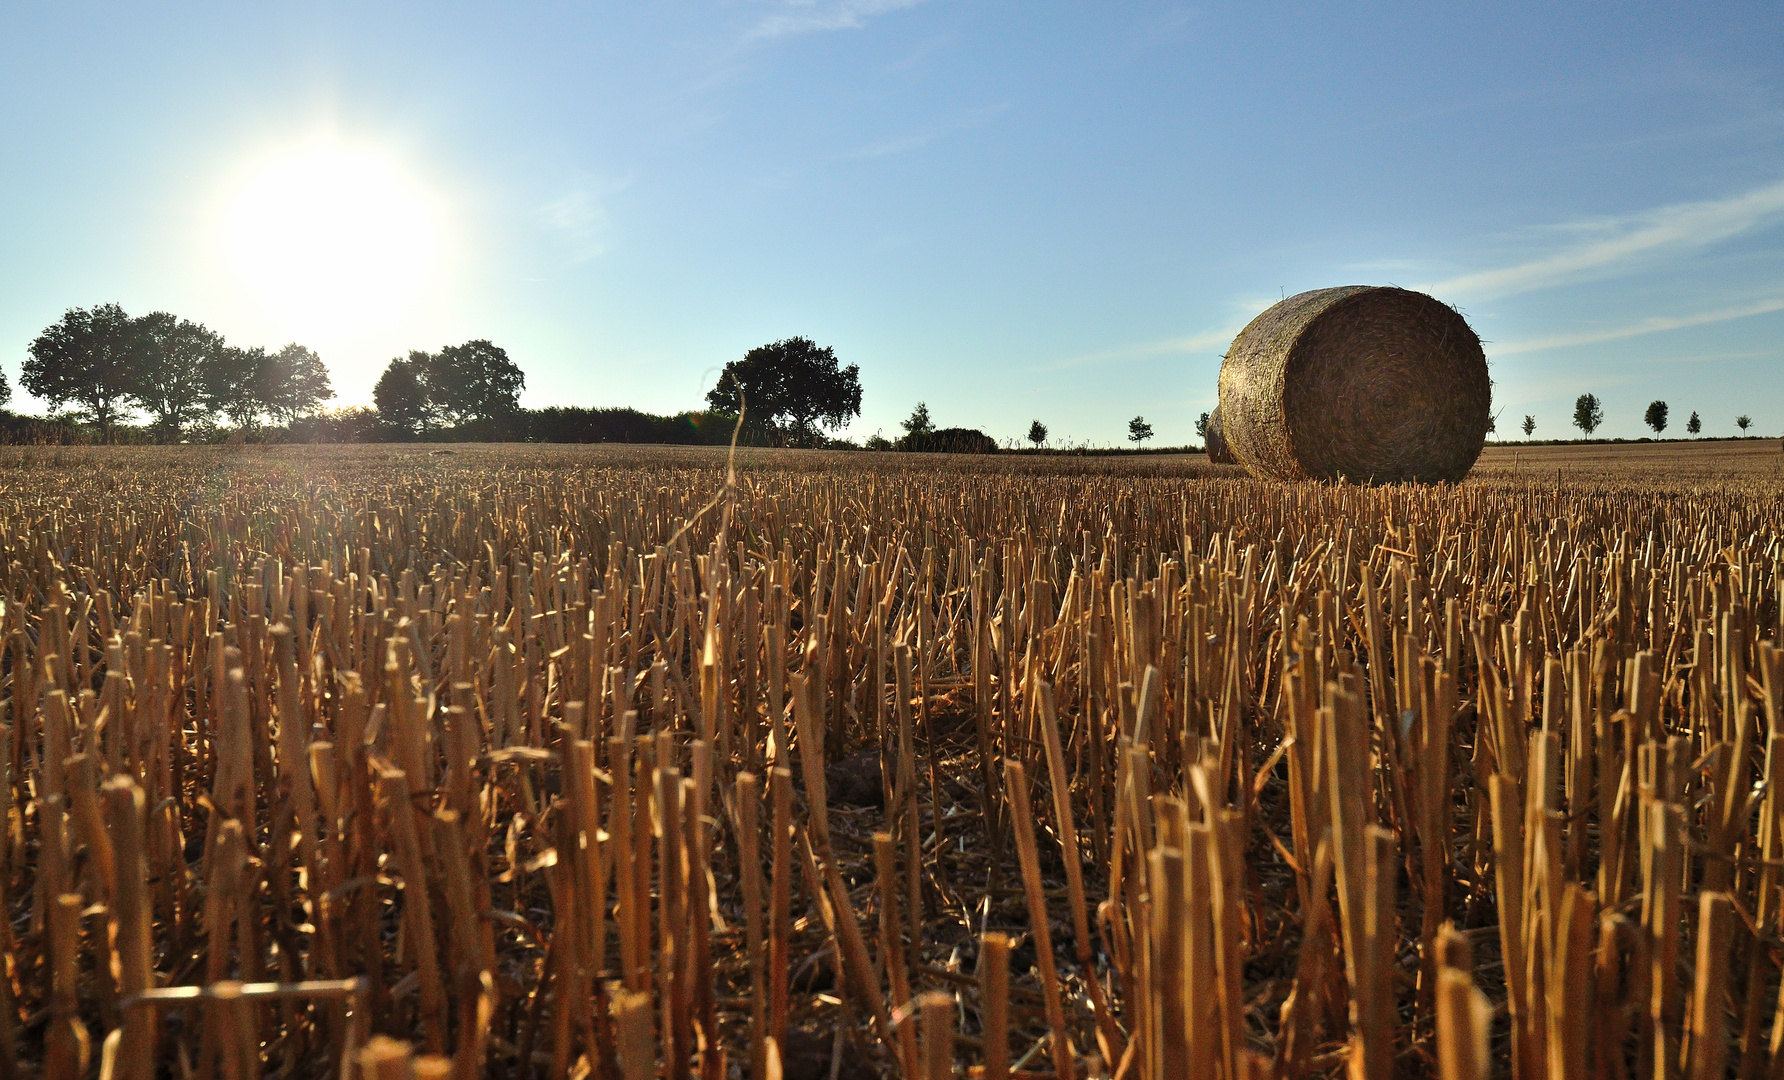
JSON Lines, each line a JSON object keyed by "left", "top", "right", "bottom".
{"left": 542, "top": 179, "right": 630, "bottom": 263}
{"left": 1493, "top": 293, "right": 1784, "bottom": 354}
{"left": 1428, "top": 177, "right": 1784, "bottom": 299}
{"left": 747, "top": 0, "right": 926, "bottom": 40}
{"left": 1042, "top": 327, "right": 1237, "bottom": 370}
{"left": 845, "top": 101, "right": 1009, "bottom": 158}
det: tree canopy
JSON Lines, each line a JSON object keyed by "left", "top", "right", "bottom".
{"left": 374, "top": 353, "right": 437, "bottom": 437}
{"left": 203, "top": 344, "right": 334, "bottom": 431}
{"left": 902, "top": 402, "right": 933, "bottom": 437}
{"left": 705, "top": 337, "right": 861, "bottom": 447}
{"left": 1644, "top": 400, "right": 1668, "bottom": 435}
{"left": 23, "top": 303, "right": 144, "bottom": 440}
{"left": 372, "top": 341, "right": 525, "bottom": 437}
{"left": 134, "top": 312, "right": 223, "bottom": 438}
{"left": 19, "top": 303, "right": 331, "bottom": 441}
{"left": 1573, "top": 394, "right": 1603, "bottom": 436}
{"left": 1127, "top": 416, "right": 1153, "bottom": 445}
{"left": 430, "top": 339, "right": 525, "bottom": 424}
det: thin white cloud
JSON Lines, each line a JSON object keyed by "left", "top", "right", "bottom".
{"left": 1043, "top": 327, "right": 1236, "bottom": 370}
{"left": 748, "top": 0, "right": 925, "bottom": 40}
{"left": 1493, "top": 294, "right": 1784, "bottom": 354}
{"left": 541, "top": 178, "right": 631, "bottom": 263}
{"left": 845, "top": 101, "right": 1009, "bottom": 158}
{"left": 1429, "top": 177, "right": 1784, "bottom": 299}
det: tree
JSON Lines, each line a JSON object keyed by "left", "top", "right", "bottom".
{"left": 901, "top": 402, "right": 934, "bottom": 437}
{"left": 705, "top": 337, "right": 861, "bottom": 447}
{"left": 1687, "top": 411, "right": 1701, "bottom": 436}
{"left": 204, "top": 346, "right": 272, "bottom": 430}
{"left": 374, "top": 353, "right": 436, "bottom": 437}
{"left": 1522, "top": 415, "right": 1536, "bottom": 438}
{"left": 23, "top": 303, "right": 146, "bottom": 441}
{"left": 1738, "top": 415, "right": 1753, "bottom": 434}
{"left": 1027, "top": 419, "right": 1048, "bottom": 447}
{"left": 263, "top": 344, "right": 335, "bottom": 423}
{"left": 1195, "top": 412, "right": 1211, "bottom": 439}
{"left": 428, "top": 339, "right": 523, "bottom": 425}
{"left": 1573, "top": 394, "right": 1603, "bottom": 437}
{"left": 1128, "top": 415, "right": 1153, "bottom": 446}
{"left": 133, "top": 312, "right": 222, "bottom": 440}
{"left": 1644, "top": 400, "right": 1668, "bottom": 435}
{"left": 0, "top": 364, "right": 10, "bottom": 410}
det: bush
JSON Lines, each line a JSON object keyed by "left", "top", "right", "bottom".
{"left": 895, "top": 427, "right": 1000, "bottom": 454}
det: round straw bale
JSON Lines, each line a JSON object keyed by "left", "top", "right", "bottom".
{"left": 1204, "top": 406, "right": 1236, "bottom": 464}
{"left": 1216, "top": 286, "right": 1490, "bottom": 483}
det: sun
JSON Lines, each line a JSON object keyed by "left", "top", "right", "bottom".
{"left": 220, "top": 141, "right": 444, "bottom": 337}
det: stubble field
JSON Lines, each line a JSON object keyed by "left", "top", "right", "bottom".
{"left": 1, "top": 439, "right": 1781, "bottom": 1080}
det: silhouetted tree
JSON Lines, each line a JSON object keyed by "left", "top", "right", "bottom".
{"left": 23, "top": 303, "right": 145, "bottom": 441}
{"left": 1644, "top": 400, "right": 1668, "bottom": 435}
{"left": 133, "top": 312, "right": 222, "bottom": 439}
{"left": 0, "top": 365, "right": 10, "bottom": 409}
{"left": 374, "top": 353, "right": 436, "bottom": 437}
{"left": 1522, "top": 415, "right": 1535, "bottom": 438}
{"left": 1573, "top": 394, "right": 1603, "bottom": 436}
{"left": 1687, "top": 411, "right": 1701, "bottom": 436}
{"left": 902, "top": 402, "right": 934, "bottom": 437}
{"left": 1195, "top": 412, "right": 1211, "bottom": 439}
{"left": 706, "top": 337, "right": 861, "bottom": 447}
{"left": 1127, "top": 416, "right": 1153, "bottom": 446}
{"left": 1738, "top": 415, "right": 1753, "bottom": 434}
{"left": 204, "top": 345, "right": 271, "bottom": 430}
{"left": 263, "top": 344, "right": 335, "bottom": 423}
{"left": 429, "top": 339, "right": 524, "bottom": 425}
{"left": 1027, "top": 419, "right": 1048, "bottom": 447}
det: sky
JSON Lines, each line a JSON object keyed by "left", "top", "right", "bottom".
{"left": 2, "top": 1, "right": 1782, "bottom": 446}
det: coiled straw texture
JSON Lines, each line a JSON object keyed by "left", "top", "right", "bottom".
{"left": 1217, "top": 286, "right": 1490, "bottom": 483}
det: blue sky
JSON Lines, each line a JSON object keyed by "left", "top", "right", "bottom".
{"left": 2, "top": 1, "right": 1781, "bottom": 445}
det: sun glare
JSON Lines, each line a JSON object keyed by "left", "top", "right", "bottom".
{"left": 220, "top": 142, "right": 444, "bottom": 337}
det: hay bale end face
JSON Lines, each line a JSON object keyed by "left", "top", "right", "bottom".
{"left": 1217, "top": 286, "right": 1491, "bottom": 483}
{"left": 1205, "top": 405, "right": 1236, "bottom": 464}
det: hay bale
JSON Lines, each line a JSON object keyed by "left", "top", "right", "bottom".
{"left": 1204, "top": 406, "right": 1236, "bottom": 464}
{"left": 1217, "top": 286, "right": 1490, "bottom": 483}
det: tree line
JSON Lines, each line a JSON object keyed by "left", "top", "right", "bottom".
{"left": 12, "top": 303, "right": 333, "bottom": 441}
{"left": 7, "top": 312, "right": 1199, "bottom": 450}
{"left": 1511, "top": 395, "right": 1761, "bottom": 439}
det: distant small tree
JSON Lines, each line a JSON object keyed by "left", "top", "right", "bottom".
{"left": 1195, "top": 411, "right": 1211, "bottom": 439}
{"left": 706, "top": 337, "right": 861, "bottom": 447}
{"left": 1687, "top": 411, "right": 1701, "bottom": 436}
{"left": 1573, "top": 394, "right": 1603, "bottom": 437}
{"left": 1027, "top": 419, "right": 1048, "bottom": 447}
{"left": 0, "top": 364, "right": 10, "bottom": 410}
{"left": 1127, "top": 416, "right": 1153, "bottom": 446}
{"left": 902, "top": 402, "right": 934, "bottom": 437}
{"left": 1737, "top": 415, "right": 1753, "bottom": 434}
{"left": 1522, "top": 415, "right": 1535, "bottom": 438}
{"left": 1644, "top": 400, "right": 1668, "bottom": 435}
